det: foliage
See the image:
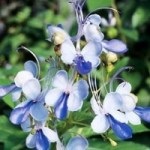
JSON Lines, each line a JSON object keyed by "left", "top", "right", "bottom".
{"left": 0, "top": 0, "right": 150, "bottom": 150}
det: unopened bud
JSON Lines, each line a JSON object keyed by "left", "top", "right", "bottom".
{"left": 52, "top": 32, "right": 65, "bottom": 45}
{"left": 106, "top": 52, "right": 118, "bottom": 63}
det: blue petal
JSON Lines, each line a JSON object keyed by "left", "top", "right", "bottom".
{"left": 54, "top": 93, "right": 69, "bottom": 120}
{"left": 134, "top": 106, "right": 150, "bottom": 123}
{"left": 21, "top": 117, "right": 32, "bottom": 132}
{"left": 30, "top": 102, "right": 48, "bottom": 122}
{"left": 9, "top": 101, "right": 33, "bottom": 125}
{"left": 74, "top": 56, "right": 92, "bottom": 75}
{"left": 102, "top": 39, "right": 128, "bottom": 54}
{"left": 36, "top": 129, "right": 50, "bottom": 150}
{"left": 107, "top": 115, "right": 132, "bottom": 140}
{"left": 24, "top": 60, "right": 38, "bottom": 77}
{"left": 0, "top": 83, "right": 18, "bottom": 98}
{"left": 66, "top": 136, "right": 89, "bottom": 150}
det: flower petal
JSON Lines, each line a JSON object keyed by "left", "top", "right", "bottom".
{"left": 83, "top": 24, "right": 104, "bottom": 42}
{"left": 45, "top": 88, "right": 63, "bottom": 107}
{"left": 82, "top": 41, "right": 102, "bottom": 68}
{"left": 66, "top": 136, "right": 89, "bottom": 150}
{"left": 67, "top": 93, "right": 83, "bottom": 111}
{"left": 126, "top": 111, "right": 141, "bottom": 125}
{"left": 107, "top": 115, "right": 132, "bottom": 140}
{"left": 36, "top": 130, "right": 50, "bottom": 150}
{"left": 102, "top": 39, "right": 128, "bottom": 54}
{"left": 24, "top": 60, "right": 38, "bottom": 77}
{"left": 90, "top": 96, "right": 101, "bottom": 115}
{"left": 86, "top": 14, "right": 101, "bottom": 26}
{"left": 54, "top": 93, "right": 69, "bottom": 120}
{"left": 10, "top": 100, "right": 32, "bottom": 125}
{"left": 134, "top": 106, "right": 150, "bottom": 123}
{"left": 91, "top": 114, "right": 110, "bottom": 133}
{"left": 0, "top": 83, "right": 17, "bottom": 97}
{"left": 60, "top": 40, "right": 76, "bottom": 64}
{"left": 121, "top": 94, "right": 136, "bottom": 112}
{"left": 30, "top": 102, "right": 48, "bottom": 122}
{"left": 42, "top": 127, "right": 58, "bottom": 142}
{"left": 116, "top": 82, "right": 132, "bottom": 94}
{"left": 103, "top": 92, "right": 123, "bottom": 113}
{"left": 22, "top": 78, "right": 41, "bottom": 100}
{"left": 14, "top": 71, "right": 34, "bottom": 87}
{"left": 26, "top": 133, "right": 36, "bottom": 149}
{"left": 72, "top": 79, "right": 89, "bottom": 100}
{"left": 53, "top": 70, "right": 68, "bottom": 90}
{"left": 21, "top": 117, "right": 32, "bottom": 132}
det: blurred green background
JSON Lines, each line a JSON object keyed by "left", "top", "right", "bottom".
{"left": 0, "top": 0, "right": 150, "bottom": 149}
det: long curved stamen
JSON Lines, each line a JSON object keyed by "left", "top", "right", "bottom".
{"left": 109, "top": 66, "right": 133, "bottom": 92}
{"left": 17, "top": 46, "right": 41, "bottom": 79}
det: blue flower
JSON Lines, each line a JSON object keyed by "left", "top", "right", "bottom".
{"left": 10, "top": 78, "right": 48, "bottom": 125}
{"left": 90, "top": 93, "right": 132, "bottom": 140}
{"left": 83, "top": 14, "right": 128, "bottom": 54}
{"left": 47, "top": 25, "right": 102, "bottom": 75}
{"left": 26, "top": 122, "right": 58, "bottom": 150}
{"left": 45, "top": 70, "right": 89, "bottom": 120}
{"left": 60, "top": 40, "right": 102, "bottom": 75}
{"left": 0, "top": 61, "right": 38, "bottom": 101}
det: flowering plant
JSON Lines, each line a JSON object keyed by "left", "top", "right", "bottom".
{"left": 0, "top": 0, "right": 150, "bottom": 150}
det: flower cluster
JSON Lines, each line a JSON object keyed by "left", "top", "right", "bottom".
{"left": 0, "top": 0, "right": 150, "bottom": 150}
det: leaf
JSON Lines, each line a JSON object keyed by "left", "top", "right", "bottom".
{"left": 0, "top": 115, "right": 27, "bottom": 150}
{"left": 87, "top": 0, "right": 112, "bottom": 12}
{"left": 120, "top": 28, "right": 139, "bottom": 41}
{"left": 132, "top": 7, "right": 150, "bottom": 28}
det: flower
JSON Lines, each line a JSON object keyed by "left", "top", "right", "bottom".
{"left": 90, "top": 93, "right": 132, "bottom": 140}
{"left": 83, "top": 14, "right": 128, "bottom": 54}
{"left": 26, "top": 122, "right": 58, "bottom": 150}
{"left": 115, "top": 82, "right": 150, "bottom": 124}
{"left": 9, "top": 78, "right": 48, "bottom": 125}
{"left": 0, "top": 61, "right": 38, "bottom": 101}
{"left": 45, "top": 70, "right": 89, "bottom": 119}
{"left": 47, "top": 25, "right": 102, "bottom": 75}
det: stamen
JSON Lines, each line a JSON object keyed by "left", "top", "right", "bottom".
{"left": 109, "top": 66, "right": 133, "bottom": 92}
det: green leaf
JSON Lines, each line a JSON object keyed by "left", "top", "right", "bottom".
{"left": 87, "top": 0, "right": 112, "bottom": 11}
{"left": 0, "top": 115, "right": 27, "bottom": 150}
{"left": 132, "top": 7, "right": 150, "bottom": 28}
{"left": 120, "top": 28, "right": 139, "bottom": 41}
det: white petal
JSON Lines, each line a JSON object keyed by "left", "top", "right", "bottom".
{"left": 24, "top": 60, "right": 38, "bottom": 77}
{"left": 22, "top": 78, "right": 41, "bottom": 100}
{"left": 83, "top": 24, "right": 104, "bottom": 42}
{"left": 121, "top": 94, "right": 136, "bottom": 112}
{"left": 67, "top": 93, "right": 83, "bottom": 111}
{"left": 110, "top": 110, "right": 128, "bottom": 123}
{"left": 14, "top": 71, "right": 34, "bottom": 87}
{"left": 116, "top": 82, "right": 132, "bottom": 94}
{"left": 42, "top": 127, "right": 58, "bottom": 142}
{"left": 72, "top": 79, "right": 89, "bottom": 100}
{"left": 26, "top": 133, "right": 36, "bottom": 149}
{"left": 90, "top": 96, "right": 101, "bottom": 115}
{"left": 53, "top": 70, "right": 68, "bottom": 90}
{"left": 45, "top": 88, "right": 63, "bottom": 107}
{"left": 86, "top": 14, "right": 101, "bottom": 26}
{"left": 126, "top": 111, "right": 141, "bottom": 125}
{"left": 103, "top": 92, "right": 123, "bottom": 112}
{"left": 60, "top": 40, "right": 76, "bottom": 64}
{"left": 91, "top": 114, "right": 110, "bottom": 133}
{"left": 82, "top": 42, "right": 102, "bottom": 68}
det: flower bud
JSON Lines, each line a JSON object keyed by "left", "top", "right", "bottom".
{"left": 106, "top": 52, "right": 118, "bottom": 63}
{"left": 52, "top": 32, "right": 65, "bottom": 45}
